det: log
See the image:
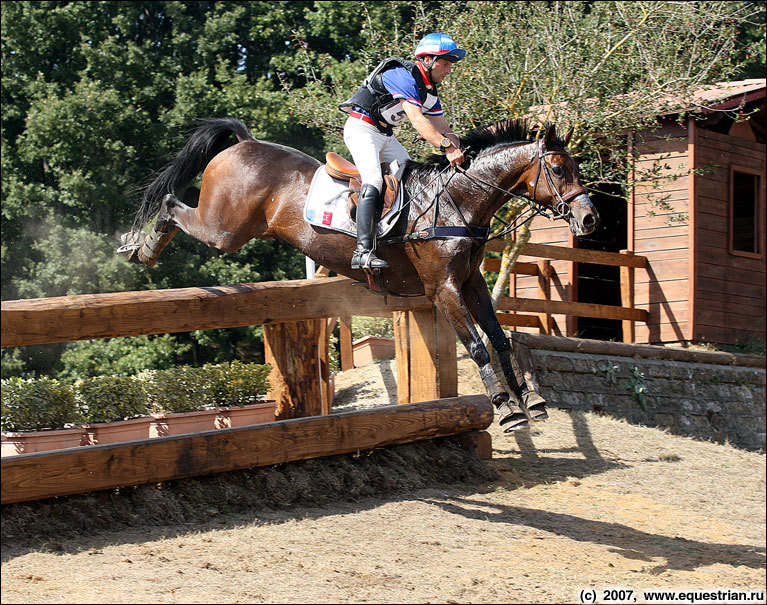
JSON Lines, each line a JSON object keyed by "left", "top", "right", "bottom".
{"left": 1, "top": 395, "right": 494, "bottom": 505}
{"left": 1, "top": 276, "right": 433, "bottom": 348}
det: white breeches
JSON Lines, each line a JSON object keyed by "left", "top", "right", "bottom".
{"left": 343, "top": 117, "right": 411, "bottom": 191}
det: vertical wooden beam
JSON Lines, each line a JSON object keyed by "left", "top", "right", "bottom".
{"left": 264, "top": 320, "right": 324, "bottom": 419}
{"left": 339, "top": 316, "right": 354, "bottom": 371}
{"left": 393, "top": 311, "right": 411, "bottom": 404}
{"left": 687, "top": 116, "right": 697, "bottom": 342}
{"left": 536, "top": 259, "right": 552, "bottom": 335}
{"left": 318, "top": 317, "right": 336, "bottom": 414}
{"left": 619, "top": 250, "right": 635, "bottom": 344}
{"left": 394, "top": 308, "right": 457, "bottom": 404}
{"left": 567, "top": 232, "right": 578, "bottom": 337}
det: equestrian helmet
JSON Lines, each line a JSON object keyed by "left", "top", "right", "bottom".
{"left": 414, "top": 33, "right": 466, "bottom": 63}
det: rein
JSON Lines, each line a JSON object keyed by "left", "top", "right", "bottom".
{"left": 381, "top": 139, "right": 585, "bottom": 246}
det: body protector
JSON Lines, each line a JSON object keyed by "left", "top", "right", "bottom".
{"left": 339, "top": 57, "right": 437, "bottom": 135}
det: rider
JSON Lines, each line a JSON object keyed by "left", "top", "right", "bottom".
{"left": 339, "top": 32, "right": 467, "bottom": 270}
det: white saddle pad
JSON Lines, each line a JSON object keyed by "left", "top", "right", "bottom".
{"left": 304, "top": 162, "right": 403, "bottom": 238}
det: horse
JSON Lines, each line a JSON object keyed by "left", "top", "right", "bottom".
{"left": 118, "top": 117, "right": 599, "bottom": 432}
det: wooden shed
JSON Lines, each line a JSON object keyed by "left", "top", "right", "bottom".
{"left": 512, "top": 79, "right": 766, "bottom": 347}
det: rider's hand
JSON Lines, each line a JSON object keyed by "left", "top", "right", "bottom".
{"left": 446, "top": 145, "right": 465, "bottom": 167}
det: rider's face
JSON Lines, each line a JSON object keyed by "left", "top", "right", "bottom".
{"left": 427, "top": 57, "right": 454, "bottom": 83}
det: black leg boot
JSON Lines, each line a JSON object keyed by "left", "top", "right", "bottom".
{"left": 351, "top": 183, "right": 389, "bottom": 270}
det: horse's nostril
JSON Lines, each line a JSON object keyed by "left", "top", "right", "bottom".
{"left": 583, "top": 214, "right": 596, "bottom": 228}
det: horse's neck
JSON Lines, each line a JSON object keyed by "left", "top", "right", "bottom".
{"left": 461, "top": 143, "right": 535, "bottom": 221}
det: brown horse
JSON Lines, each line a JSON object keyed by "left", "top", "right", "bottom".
{"left": 118, "top": 117, "right": 599, "bottom": 432}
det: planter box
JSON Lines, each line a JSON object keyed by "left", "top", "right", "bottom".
{"left": 86, "top": 416, "right": 154, "bottom": 445}
{"left": 218, "top": 401, "right": 277, "bottom": 427}
{"left": 352, "top": 336, "right": 396, "bottom": 367}
{"left": 1, "top": 427, "right": 88, "bottom": 456}
{"left": 1, "top": 402, "right": 278, "bottom": 455}
{"left": 150, "top": 409, "right": 224, "bottom": 437}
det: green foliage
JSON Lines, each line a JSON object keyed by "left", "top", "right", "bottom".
{"left": 58, "top": 335, "right": 190, "bottom": 383}
{"left": 1, "top": 361, "right": 271, "bottom": 431}
{"left": 75, "top": 375, "right": 149, "bottom": 423}
{"left": 140, "top": 361, "right": 270, "bottom": 413}
{"left": 352, "top": 316, "right": 394, "bottom": 339}
{"left": 1, "top": 377, "right": 80, "bottom": 431}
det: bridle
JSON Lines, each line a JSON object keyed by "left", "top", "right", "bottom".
{"left": 529, "top": 138, "right": 587, "bottom": 222}
{"left": 383, "top": 139, "right": 587, "bottom": 245}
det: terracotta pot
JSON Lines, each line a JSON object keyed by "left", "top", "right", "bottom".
{"left": 151, "top": 409, "right": 223, "bottom": 437}
{"left": 86, "top": 416, "right": 154, "bottom": 445}
{"left": 1, "top": 427, "right": 88, "bottom": 456}
{"left": 352, "top": 336, "right": 395, "bottom": 367}
{"left": 218, "top": 401, "right": 277, "bottom": 427}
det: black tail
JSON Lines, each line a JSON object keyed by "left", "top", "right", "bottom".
{"left": 132, "top": 118, "right": 255, "bottom": 231}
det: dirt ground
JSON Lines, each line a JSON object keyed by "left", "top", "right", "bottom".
{"left": 1, "top": 353, "right": 765, "bottom": 604}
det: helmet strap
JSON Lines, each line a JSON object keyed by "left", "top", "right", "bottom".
{"left": 416, "top": 57, "right": 435, "bottom": 88}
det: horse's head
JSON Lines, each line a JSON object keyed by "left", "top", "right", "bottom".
{"left": 517, "top": 124, "right": 599, "bottom": 236}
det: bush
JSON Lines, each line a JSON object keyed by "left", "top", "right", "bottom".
{"left": 1, "top": 362, "right": 271, "bottom": 431}
{"left": 141, "top": 362, "right": 271, "bottom": 413}
{"left": 210, "top": 361, "right": 271, "bottom": 407}
{"left": 352, "top": 316, "right": 394, "bottom": 339}
{"left": 75, "top": 375, "right": 149, "bottom": 424}
{"left": 1, "top": 377, "right": 80, "bottom": 431}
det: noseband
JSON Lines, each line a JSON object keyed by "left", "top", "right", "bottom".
{"left": 530, "top": 139, "right": 587, "bottom": 221}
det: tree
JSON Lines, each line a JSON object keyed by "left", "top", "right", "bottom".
{"left": 1, "top": 1, "right": 421, "bottom": 377}
{"left": 282, "top": 0, "right": 765, "bottom": 305}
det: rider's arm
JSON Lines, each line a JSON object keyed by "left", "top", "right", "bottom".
{"left": 401, "top": 102, "right": 465, "bottom": 166}
{"left": 428, "top": 114, "right": 460, "bottom": 150}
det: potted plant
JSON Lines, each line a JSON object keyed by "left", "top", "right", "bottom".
{"left": 1, "top": 377, "right": 86, "bottom": 455}
{"left": 76, "top": 375, "right": 153, "bottom": 444}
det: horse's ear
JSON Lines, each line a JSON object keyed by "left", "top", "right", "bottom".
{"left": 563, "top": 127, "right": 574, "bottom": 147}
{"left": 544, "top": 123, "right": 557, "bottom": 146}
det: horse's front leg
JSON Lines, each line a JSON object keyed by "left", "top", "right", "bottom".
{"left": 463, "top": 270, "right": 548, "bottom": 422}
{"left": 430, "top": 280, "right": 530, "bottom": 432}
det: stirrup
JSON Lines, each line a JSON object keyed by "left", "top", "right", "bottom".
{"left": 351, "top": 248, "right": 389, "bottom": 270}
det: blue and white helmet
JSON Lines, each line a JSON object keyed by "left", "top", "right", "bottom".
{"left": 414, "top": 33, "right": 466, "bottom": 63}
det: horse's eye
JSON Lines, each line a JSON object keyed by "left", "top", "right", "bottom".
{"left": 551, "top": 164, "right": 564, "bottom": 177}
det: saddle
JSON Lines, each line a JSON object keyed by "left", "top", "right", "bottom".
{"left": 325, "top": 152, "right": 399, "bottom": 220}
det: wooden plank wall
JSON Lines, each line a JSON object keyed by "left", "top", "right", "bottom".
{"left": 633, "top": 122, "right": 692, "bottom": 343}
{"left": 693, "top": 128, "right": 766, "bottom": 345}
{"left": 510, "top": 216, "right": 573, "bottom": 336}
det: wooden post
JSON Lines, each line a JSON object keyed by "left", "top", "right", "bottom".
{"left": 263, "top": 320, "right": 324, "bottom": 419}
{"left": 620, "top": 250, "right": 636, "bottom": 343}
{"left": 318, "top": 317, "right": 337, "bottom": 414}
{"left": 394, "top": 308, "right": 457, "bottom": 404}
{"left": 537, "top": 259, "right": 552, "bottom": 335}
{"left": 393, "top": 311, "right": 411, "bottom": 404}
{"left": 339, "top": 316, "right": 354, "bottom": 371}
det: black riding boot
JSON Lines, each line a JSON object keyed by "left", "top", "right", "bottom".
{"left": 351, "top": 183, "right": 389, "bottom": 270}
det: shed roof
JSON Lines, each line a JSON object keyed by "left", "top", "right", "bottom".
{"left": 657, "top": 79, "right": 766, "bottom": 115}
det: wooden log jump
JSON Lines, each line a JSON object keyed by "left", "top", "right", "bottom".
{"left": 1, "top": 395, "right": 493, "bottom": 505}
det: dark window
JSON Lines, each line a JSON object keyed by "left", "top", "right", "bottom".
{"left": 730, "top": 170, "right": 762, "bottom": 255}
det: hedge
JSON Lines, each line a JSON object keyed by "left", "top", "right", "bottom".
{"left": 1, "top": 362, "right": 271, "bottom": 432}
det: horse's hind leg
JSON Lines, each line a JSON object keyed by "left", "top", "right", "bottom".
{"left": 125, "top": 188, "right": 199, "bottom": 268}
{"left": 463, "top": 271, "right": 548, "bottom": 422}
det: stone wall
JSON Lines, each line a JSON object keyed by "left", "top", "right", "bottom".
{"left": 511, "top": 334, "right": 766, "bottom": 452}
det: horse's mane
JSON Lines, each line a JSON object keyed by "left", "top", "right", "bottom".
{"left": 407, "top": 119, "right": 563, "bottom": 177}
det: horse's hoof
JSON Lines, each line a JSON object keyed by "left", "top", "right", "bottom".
{"left": 496, "top": 400, "right": 530, "bottom": 433}
{"left": 523, "top": 391, "right": 549, "bottom": 422}
{"left": 116, "top": 243, "right": 143, "bottom": 264}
